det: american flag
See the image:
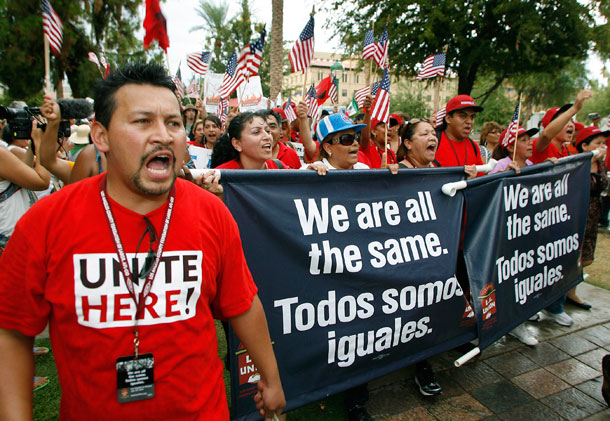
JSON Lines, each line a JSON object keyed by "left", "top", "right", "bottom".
{"left": 355, "top": 85, "right": 370, "bottom": 109}
{"left": 416, "top": 53, "right": 446, "bottom": 79}
{"left": 289, "top": 16, "right": 315, "bottom": 73}
{"left": 434, "top": 107, "right": 446, "bottom": 128}
{"left": 362, "top": 29, "right": 376, "bottom": 60}
{"left": 284, "top": 96, "right": 297, "bottom": 123}
{"left": 219, "top": 51, "right": 245, "bottom": 98}
{"left": 374, "top": 27, "right": 388, "bottom": 69}
{"left": 370, "top": 67, "right": 391, "bottom": 123}
{"left": 329, "top": 76, "right": 338, "bottom": 104}
{"left": 306, "top": 85, "right": 320, "bottom": 120}
{"left": 501, "top": 103, "right": 521, "bottom": 147}
{"left": 217, "top": 97, "right": 229, "bottom": 131}
{"left": 187, "top": 51, "right": 211, "bottom": 76}
{"left": 186, "top": 79, "right": 199, "bottom": 98}
{"left": 174, "top": 68, "right": 184, "bottom": 100}
{"left": 238, "top": 29, "right": 266, "bottom": 79}
{"left": 371, "top": 81, "right": 380, "bottom": 96}
{"left": 42, "top": 0, "right": 63, "bottom": 56}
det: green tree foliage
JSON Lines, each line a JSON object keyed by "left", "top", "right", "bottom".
{"left": 191, "top": 0, "right": 231, "bottom": 73}
{"left": 0, "top": 0, "right": 162, "bottom": 102}
{"left": 327, "top": 0, "right": 592, "bottom": 96}
{"left": 391, "top": 87, "right": 432, "bottom": 119}
{"left": 576, "top": 80, "right": 610, "bottom": 123}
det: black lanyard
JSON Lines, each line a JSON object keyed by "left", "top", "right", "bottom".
{"left": 447, "top": 137, "right": 467, "bottom": 166}
{"left": 99, "top": 175, "right": 175, "bottom": 357}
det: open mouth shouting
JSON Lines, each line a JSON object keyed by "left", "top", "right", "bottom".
{"left": 144, "top": 149, "right": 175, "bottom": 180}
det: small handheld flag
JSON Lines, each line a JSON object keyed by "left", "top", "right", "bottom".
{"left": 42, "top": 0, "right": 63, "bottom": 56}
{"left": 370, "top": 67, "right": 391, "bottom": 123}
{"left": 416, "top": 53, "right": 446, "bottom": 79}
{"left": 289, "top": 16, "right": 315, "bottom": 73}
{"left": 187, "top": 51, "right": 211, "bottom": 76}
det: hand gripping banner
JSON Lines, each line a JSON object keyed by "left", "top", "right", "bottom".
{"left": 220, "top": 168, "right": 477, "bottom": 419}
{"left": 461, "top": 154, "right": 591, "bottom": 350}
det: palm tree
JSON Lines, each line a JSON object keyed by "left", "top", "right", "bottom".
{"left": 190, "top": 0, "right": 231, "bottom": 72}
{"left": 270, "top": 0, "right": 283, "bottom": 101}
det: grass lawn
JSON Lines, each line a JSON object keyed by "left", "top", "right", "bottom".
{"left": 32, "top": 229, "right": 610, "bottom": 419}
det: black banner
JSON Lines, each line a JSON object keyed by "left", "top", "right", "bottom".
{"left": 462, "top": 154, "right": 591, "bottom": 349}
{"left": 221, "top": 169, "right": 477, "bottom": 420}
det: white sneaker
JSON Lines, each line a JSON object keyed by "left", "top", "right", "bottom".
{"left": 509, "top": 324, "right": 538, "bottom": 346}
{"left": 528, "top": 312, "right": 543, "bottom": 322}
{"left": 542, "top": 310, "right": 573, "bottom": 327}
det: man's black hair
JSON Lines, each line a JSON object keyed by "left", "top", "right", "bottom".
{"left": 204, "top": 115, "right": 222, "bottom": 128}
{"left": 94, "top": 61, "right": 177, "bottom": 129}
{"left": 258, "top": 109, "right": 281, "bottom": 126}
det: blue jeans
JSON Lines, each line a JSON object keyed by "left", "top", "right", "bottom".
{"left": 546, "top": 295, "right": 566, "bottom": 314}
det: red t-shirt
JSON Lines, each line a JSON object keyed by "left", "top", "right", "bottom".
{"left": 277, "top": 142, "right": 301, "bottom": 169}
{"left": 359, "top": 142, "right": 397, "bottom": 168}
{"left": 216, "top": 158, "right": 285, "bottom": 169}
{"left": 530, "top": 138, "right": 569, "bottom": 164}
{"left": 435, "top": 131, "right": 483, "bottom": 167}
{"left": 0, "top": 175, "right": 257, "bottom": 420}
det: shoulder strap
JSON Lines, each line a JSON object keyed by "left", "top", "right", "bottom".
{"left": 398, "top": 162, "right": 409, "bottom": 169}
{"left": 468, "top": 138, "right": 479, "bottom": 158}
{"left": 433, "top": 159, "right": 441, "bottom": 167}
{"left": 0, "top": 182, "right": 22, "bottom": 202}
{"left": 272, "top": 159, "right": 284, "bottom": 169}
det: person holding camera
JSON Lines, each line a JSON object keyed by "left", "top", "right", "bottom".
{"left": 0, "top": 121, "right": 50, "bottom": 256}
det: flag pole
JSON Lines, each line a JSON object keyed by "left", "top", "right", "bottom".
{"left": 512, "top": 94, "right": 522, "bottom": 162}
{"left": 44, "top": 36, "right": 52, "bottom": 94}
{"left": 365, "top": 22, "right": 375, "bottom": 86}
{"left": 302, "top": 6, "right": 315, "bottom": 102}
{"left": 165, "top": 52, "right": 171, "bottom": 75}
{"left": 433, "top": 44, "right": 448, "bottom": 119}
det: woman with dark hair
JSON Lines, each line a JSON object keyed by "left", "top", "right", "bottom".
{"left": 489, "top": 126, "right": 539, "bottom": 174}
{"left": 479, "top": 121, "right": 502, "bottom": 163}
{"left": 397, "top": 119, "right": 438, "bottom": 168}
{"left": 212, "top": 111, "right": 284, "bottom": 170}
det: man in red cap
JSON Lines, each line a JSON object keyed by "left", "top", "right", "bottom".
{"left": 530, "top": 90, "right": 592, "bottom": 164}
{"left": 435, "top": 95, "right": 484, "bottom": 178}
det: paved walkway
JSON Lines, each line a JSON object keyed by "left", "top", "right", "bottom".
{"left": 366, "top": 282, "right": 610, "bottom": 420}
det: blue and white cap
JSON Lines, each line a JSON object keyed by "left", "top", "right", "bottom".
{"left": 315, "top": 113, "right": 367, "bottom": 143}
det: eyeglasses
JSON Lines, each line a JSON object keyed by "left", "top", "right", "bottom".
{"left": 136, "top": 216, "right": 158, "bottom": 279}
{"left": 329, "top": 133, "right": 359, "bottom": 146}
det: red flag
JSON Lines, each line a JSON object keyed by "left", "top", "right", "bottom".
{"left": 315, "top": 75, "right": 333, "bottom": 105}
{"left": 143, "top": 0, "right": 169, "bottom": 53}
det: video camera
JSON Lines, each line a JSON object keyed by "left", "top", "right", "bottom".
{"left": 0, "top": 105, "right": 43, "bottom": 140}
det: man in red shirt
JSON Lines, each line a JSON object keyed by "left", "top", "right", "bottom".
{"left": 531, "top": 90, "right": 592, "bottom": 164}
{"left": 435, "top": 95, "right": 484, "bottom": 178}
{"left": 0, "top": 62, "right": 285, "bottom": 420}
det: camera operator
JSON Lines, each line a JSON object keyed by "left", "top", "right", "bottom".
{"left": 0, "top": 121, "right": 50, "bottom": 256}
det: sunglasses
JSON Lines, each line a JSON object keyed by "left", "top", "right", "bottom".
{"left": 407, "top": 118, "right": 430, "bottom": 125}
{"left": 135, "top": 216, "right": 158, "bottom": 279}
{"left": 389, "top": 119, "right": 401, "bottom": 127}
{"left": 329, "top": 133, "right": 359, "bottom": 146}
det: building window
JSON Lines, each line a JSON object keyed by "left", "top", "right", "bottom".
{"left": 355, "top": 74, "right": 359, "bottom": 84}
{"left": 427, "top": 95, "right": 432, "bottom": 102}
{"left": 342, "top": 73, "right": 348, "bottom": 83}
{"left": 342, "top": 89, "right": 348, "bottom": 97}
{"left": 318, "top": 71, "right": 323, "bottom": 81}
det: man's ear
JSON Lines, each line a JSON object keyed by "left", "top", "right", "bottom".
{"left": 90, "top": 121, "right": 110, "bottom": 153}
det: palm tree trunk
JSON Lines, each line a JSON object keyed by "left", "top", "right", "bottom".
{"left": 270, "top": 0, "right": 283, "bottom": 101}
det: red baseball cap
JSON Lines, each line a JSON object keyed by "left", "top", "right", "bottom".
{"left": 575, "top": 126, "right": 610, "bottom": 146}
{"left": 389, "top": 114, "right": 402, "bottom": 127}
{"left": 371, "top": 118, "right": 385, "bottom": 129}
{"left": 445, "top": 95, "right": 483, "bottom": 114}
{"left": 574, "top": 121, "right": 585, "bottom": 132}
{"left": 499, "top": 126, "right": 539, "bottom": 148}
{"left": 541, "top": 103, "right": 572, "bottom": 128}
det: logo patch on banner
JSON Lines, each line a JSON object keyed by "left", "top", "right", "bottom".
{"left": 73, "top": 251, "right": 202, "bottom": 328}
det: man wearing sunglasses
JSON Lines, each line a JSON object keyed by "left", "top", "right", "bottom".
{"left": 0, "top": 62, "right": 285, "bottom": 420}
